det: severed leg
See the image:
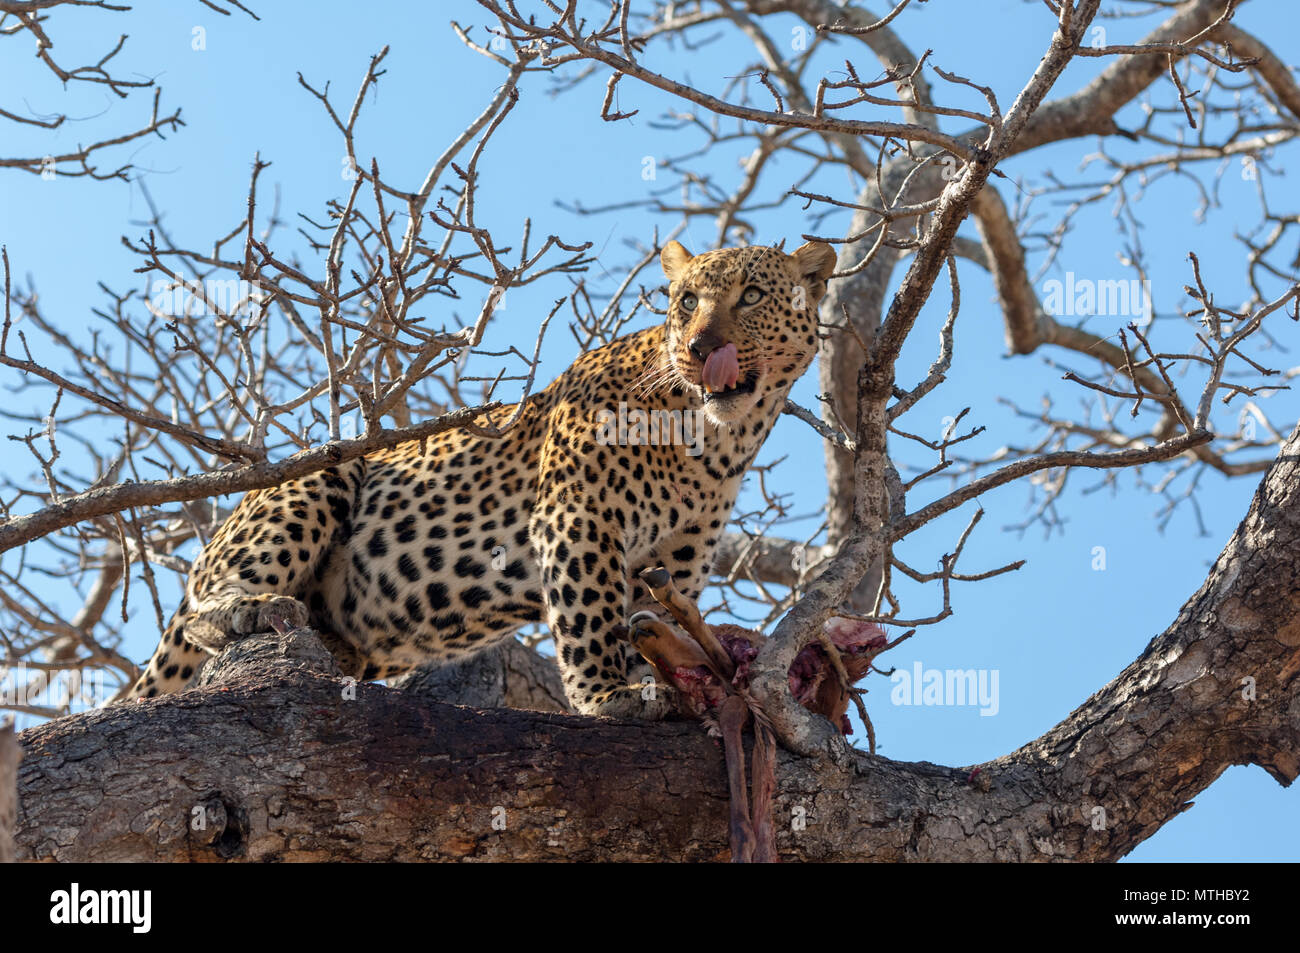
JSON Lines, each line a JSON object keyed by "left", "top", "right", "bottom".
{"left": 718, "top": 694, "right": 757, "bottom": 863}
{"left": 750, "top": 722, "right": 779, "bottom": 864}
{"left": 639, "top": 567, "right": 735, "bottom": 680}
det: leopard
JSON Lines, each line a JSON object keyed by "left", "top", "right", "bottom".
{"left": 123, "top": 238, "right": 837, "bottom": 718}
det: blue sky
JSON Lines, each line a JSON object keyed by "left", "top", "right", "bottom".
{"left": 1, "top": 1, "right": 1297, "bottom": 861}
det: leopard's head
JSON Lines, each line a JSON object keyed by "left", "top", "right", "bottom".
{"left": 657, "top": 240, "right": 836, "bottom": 426}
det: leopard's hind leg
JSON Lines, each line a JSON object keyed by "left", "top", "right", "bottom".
{"left": 121, "top": 464, "right": 359, "bottom": 700}
{"left": 120, "top": 601, "right": 211, "bottom": 699}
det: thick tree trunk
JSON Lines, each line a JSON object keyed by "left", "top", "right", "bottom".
{"left": 1, "top": 723, "right": 18, "bottom": 864}
{"left": 12, "top": 426, "right": 1300, "bottom": 862}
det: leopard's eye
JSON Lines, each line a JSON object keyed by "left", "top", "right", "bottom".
{"left": 739, "top": 286, "right": 765, "bottom": 306}
{"left": 681, "top": 292, "right": 698, "bottom": 312}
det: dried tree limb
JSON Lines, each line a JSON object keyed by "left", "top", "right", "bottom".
{"left": 750, "top": 0, "right": 1110, "bottom": 758}
{"left": 0, "top": 403, "right": 498, "bottom": 555}
{"left": 13, "top": 414, "right": 1299, "bottom": 861}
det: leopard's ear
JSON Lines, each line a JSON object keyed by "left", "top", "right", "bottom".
{"left": 660, "top": 241, "right": 694, "bottom": 282}
{"left": 791, "top": 241, "right": 836, "bottom": 284}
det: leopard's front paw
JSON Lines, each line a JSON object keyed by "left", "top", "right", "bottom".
{"left": 584, "top": 683, "right": 677, "bottom": 721}
{"left": 231, "top": 594, "right": 310, "bottom": 635}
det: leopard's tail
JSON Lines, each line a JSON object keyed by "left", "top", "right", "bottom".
{"left": 115, "top": 597, "right": 210, "bottom": 703}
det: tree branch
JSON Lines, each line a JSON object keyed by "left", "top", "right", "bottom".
{"left": 14, "top": 416, "right": 1299, "bottom": 860}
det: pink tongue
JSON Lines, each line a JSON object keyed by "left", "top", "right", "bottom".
{"left": 702, "top": 342, "right": 740, "bottom": 392}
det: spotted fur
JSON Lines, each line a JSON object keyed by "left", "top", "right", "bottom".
{"left": 124, "top": 240, "right": 837, "bottom": 717}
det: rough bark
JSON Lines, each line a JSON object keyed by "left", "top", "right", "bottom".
{"left": 11, "top": 424, "right": 1299, "bottom": 862}
{"left": 0, "top": 723, "right": 18, "bottom": 864}
{"left": 389, "top": 640, "right": 569, "bottom": 713}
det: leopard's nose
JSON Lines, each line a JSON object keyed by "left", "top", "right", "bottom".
{"left": 688, "top": 331, "right": 726, "bottom": 363}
